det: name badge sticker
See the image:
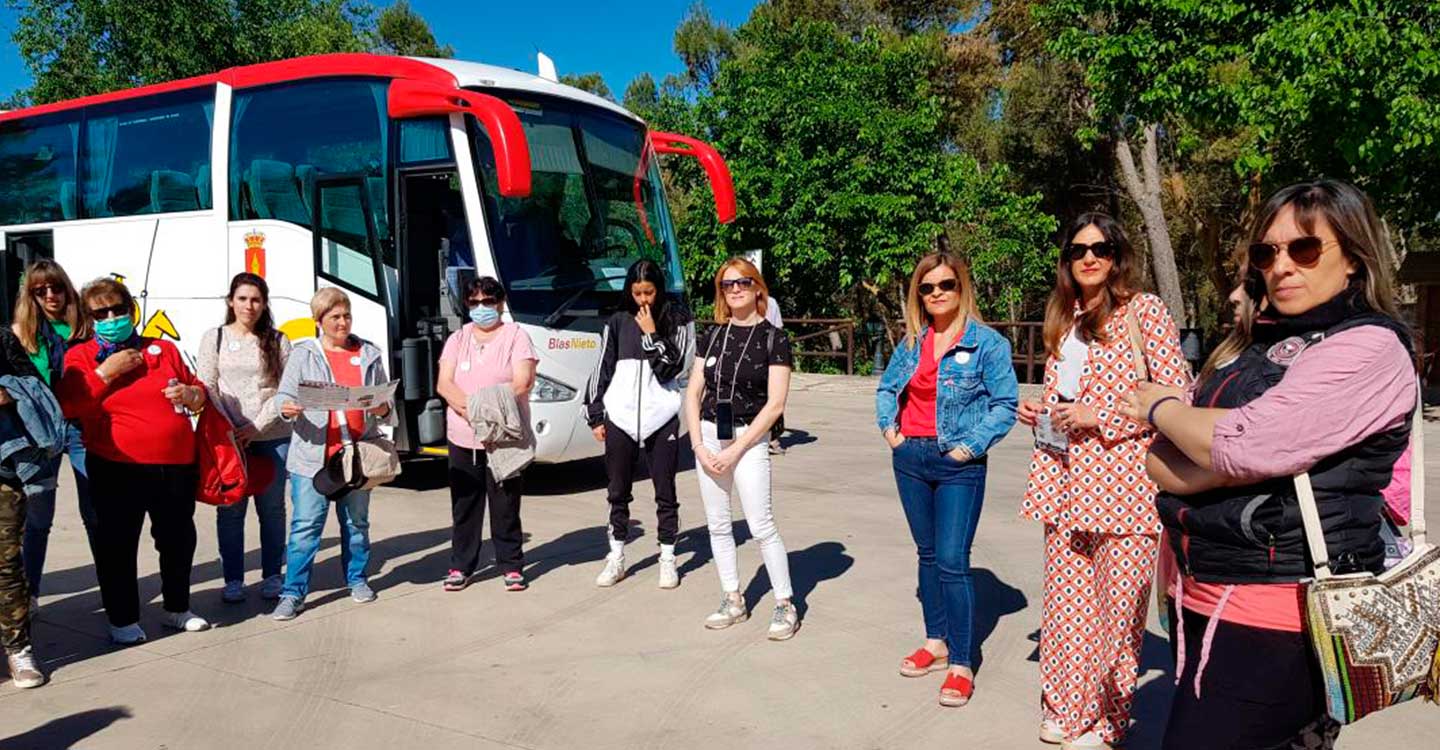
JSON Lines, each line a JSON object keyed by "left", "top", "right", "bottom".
{"left": 146, "top": 344, "right": 162, "bottom": 356}
{"left": 349, "top": 355, "right": 362, "bottom": 366}
{"left": 460, "top": 361, "right": 471, "bottom": 372}
{"left": 955, "top": 351, "right": 971, "bottom": 365}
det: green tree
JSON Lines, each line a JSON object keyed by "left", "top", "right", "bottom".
{"left": 673, "top": 1, "right": 736, "bottom": 91}
{"left": 374, "top": 0, "right": 453, "bottom": 57}
{"left": 558, "top": 72, "right": 614, "bottom": 101}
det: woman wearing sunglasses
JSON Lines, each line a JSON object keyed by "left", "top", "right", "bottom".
{"left": 9, "top": 260, "right": 97, "bottom": 612}
{"left": 684, "top": 257, "right": 798, "bottom": 640}
{"left": 435, "top": 276, "right": 537, "bottom": 593}
{"left": 56, "top": 278, "right": 210, "bottom": 643}
{"left": 1123, "top": 180, "right": 1414, "bottom": 750}
{"left": 875, "top": 241, "right": 1019, "bottom": 708}
{"left": 1016, "top": 213, "right": 1190, "bottom": 749}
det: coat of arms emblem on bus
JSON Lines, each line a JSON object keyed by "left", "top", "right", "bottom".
{"left": 244, "top": 230, "right": 267, "bottom": 278}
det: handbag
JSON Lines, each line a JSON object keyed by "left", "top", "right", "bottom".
{"left": 1294, "top": 384, "right": 1440, "bottom": 723}
{"left": 312, "top": 416, "right": 401, "bottom": 499}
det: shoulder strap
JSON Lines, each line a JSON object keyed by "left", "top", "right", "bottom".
{"left": 1295, "top": 376, "right": 1425, "bottom": 579}
{"left": 1123, "top": 307, "right": 1149, "bottom": 383}
{"left": 215, "top": 326, "right": 224, "bottom": 354}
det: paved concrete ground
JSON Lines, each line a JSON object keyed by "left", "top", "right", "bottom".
{"left": 2, "top": 373, "right": 1437, "bottom": 749}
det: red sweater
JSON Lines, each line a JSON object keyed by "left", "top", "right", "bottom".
{"left": 58, "top": 338, "right": 202, "bottom": 465}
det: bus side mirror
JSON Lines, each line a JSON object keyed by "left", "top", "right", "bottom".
{"left": 650, "top": 132, "right": 737, "bottom": 224}
{"left": 388, "top": 78, "right": 532, "bottom": 198}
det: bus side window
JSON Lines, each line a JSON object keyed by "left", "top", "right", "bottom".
{"left": 230, "top": 79, "right": 392, "bottom": 245}
{"left": 0, "top": 114, "right": 79, "bottom": 225}
{"left": 82, "top": 87, "right": 213, "bottom": 218}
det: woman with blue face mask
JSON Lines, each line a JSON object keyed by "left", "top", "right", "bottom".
{"left": 435, "top": 277, "right": 538, "bottom": 592}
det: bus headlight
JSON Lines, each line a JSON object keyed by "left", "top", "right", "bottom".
{"left": 530, "top": 374, "right": 577, "bottom": 403}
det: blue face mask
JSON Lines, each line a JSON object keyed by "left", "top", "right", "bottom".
{"left": 469, "top": 304, "right": 501, "bottom": 328}
{"left": 94, "top": 316, "right": 136, "bottom": 344}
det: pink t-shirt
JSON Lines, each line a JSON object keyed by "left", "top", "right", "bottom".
{"left": 439, "top": 322, "right": 538, "bottom": 449}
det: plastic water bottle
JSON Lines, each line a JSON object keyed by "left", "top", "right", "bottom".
{"left": 168, "top": 378, "right": 186, "bottom": 414}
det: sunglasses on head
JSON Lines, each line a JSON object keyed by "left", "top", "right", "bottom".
{"left": 1064, "top": 241, "right": 1118, "bottom": 263}
{"left": 30, "top": 283, "right": 64, "bottom": 298}
{"left": 917, "top": 278, "right": 958, "bottom": 296}
{"left": 89, "top": 302, "right": 129, "bottom": 321}
{"left": 1248, "top": 235, "right": 1326, "bottom": 271}
{"left": 465, "top": 297, "right": 499, "bottom": 309}
{"left": 719, "top": 278, "right": 755, "bottom": 291}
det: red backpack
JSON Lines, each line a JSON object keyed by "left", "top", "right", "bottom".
{"left": 196, "top": 399, "right": 248, "bottom": 506}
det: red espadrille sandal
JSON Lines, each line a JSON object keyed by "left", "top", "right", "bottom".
{"left": 899, "top": 648, "right": 950, "bottom": 678}
{"left": 938, "top": 671, "right": 974, "bottom": 707}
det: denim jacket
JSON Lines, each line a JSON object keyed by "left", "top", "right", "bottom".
{"left": 875, "top": 319, "right": 1019, "bottom": 457}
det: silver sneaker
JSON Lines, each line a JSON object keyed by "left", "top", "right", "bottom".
{"left": 272, "top": 596, "right": 303, "bottom": 621}
{"left": 767, "top": 601, "right": 799, "bottom": 640}
{"left": 704, "top": 596, "right": 748, "bottom": 629}
{"left": 6, "top": 646, "right": 46, "bottom": 688}
{"left": 595, "top": 554, "right": 626, "bottom": 587}
{"left": 657, "top": 556, "right": 679, "bottom": 589}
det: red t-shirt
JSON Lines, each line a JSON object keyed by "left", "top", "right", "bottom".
{"left": 324, "top": 347, "right": 368, "bottom": 459}
{"left": 57, "top": 338, "right": 202, "bottom": 465}
{"left": 898, "top": 330, "right": 939, "bottom": 437}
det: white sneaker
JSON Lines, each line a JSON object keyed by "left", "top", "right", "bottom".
{"left": 704, "top": 596, "right": 748, "bottom": 629}
{"left": 6, "top": 646, "right": 46, "bottom": 688}
{"left": 658, "top": 556, "right": 679, "bottom": 589}
{"left": 595, "top": 554, "right": 626, "bottom": 587}
{"left": 109, "top": 622, "right": 148, "bottom": 645}
{"left": 767, "top": 601, "right": 799, "bottom": 640}
{"left": 1062, "top": 731, "right": 1111, "bottom": 750}
{"left": 1040, "top": 719, "right": 1065, "bottom": 744}
{"left": 221, "top": 580, "right": 246, "bottom": 603}
{"left": 163, "top": 611, "right": 210, "bottom": 633}
{"left": 259, "top": 574, "right": 284, "bottom": 600}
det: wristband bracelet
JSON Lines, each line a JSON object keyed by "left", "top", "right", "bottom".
{"left": 1147, "top": 396, "right": 1181, "bottom": 425}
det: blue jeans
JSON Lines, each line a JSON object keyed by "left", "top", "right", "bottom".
{"left": 892, "top": 437, "right": 987, "bottom": 668}
{"left": 216, "top": 439, "right": 289, "bottom": 584}
{"left": 281, "top": 473, "right": 371, "bottom": 601}
{"left": 22, "top": 420, "right": 98, "bottom": 595}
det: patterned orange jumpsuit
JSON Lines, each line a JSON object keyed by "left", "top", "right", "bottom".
{"left": 1018, "top": 293, "right": 1191, "bottom": 745}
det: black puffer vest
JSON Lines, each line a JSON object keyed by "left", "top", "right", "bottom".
{"left": 1156, "top": 305, "right": 1412, "bottom": 584}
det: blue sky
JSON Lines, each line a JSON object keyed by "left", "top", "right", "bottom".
{"left": 0, "top": 0, "right": 760, "bottom": 100}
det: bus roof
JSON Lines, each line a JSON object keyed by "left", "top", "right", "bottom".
{"left": 0, "top": 53, "right": 642, "bottom": 125}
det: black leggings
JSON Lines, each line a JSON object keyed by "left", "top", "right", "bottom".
{"left": 1163, "top": 602, "right": 1337, "bottom": 750}
{"left": 88, "top": 458, "right": 197, "bottom": 627}
{"left": 603, "top": 416, "right": 680, "bottom": 545}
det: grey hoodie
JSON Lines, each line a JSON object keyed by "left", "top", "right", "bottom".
{"left": 274, "top": 337, "right": 395, "bottom": 477}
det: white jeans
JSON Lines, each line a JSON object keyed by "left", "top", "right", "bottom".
{"left": 696, "top": 420, "right": 793, "bottom": 600}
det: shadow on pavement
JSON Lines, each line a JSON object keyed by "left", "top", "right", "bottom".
{"left": 740, "top": 540, "right": 855, "bottom": 619}
{"left": 0, "top": 706, "right": 132, "bottom": 749}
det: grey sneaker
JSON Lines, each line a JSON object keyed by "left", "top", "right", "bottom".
{"left": 595, "top": 554, "right": 626, "bottom": 587}
{"left": 109, "top": 622, "right": 147, "bottom": 645}
{"left": 163, "top": 610, "right": 210, "bottom": 632}
{"left": 6, "top": 647, "right": 46, "bottom": 688}
{"left": 704, "top": 596, "right": 748, "bottom": 630}
{"left": 272, "top": 596, "right": 304, "bottom": 621}
{"left": 350, "top": 582, "right": 377, "bottom": 603}
{"left": 259, "top": 574, "right": 284, "bottom": 601}
{"left": 658, "top": 556, "right": 679, "bottom": 589}
{"left": 767, "top": 601, "right": 799, "bottom": 641}
{"left": 221, "top": 580, "right": 246, "bottom": 603}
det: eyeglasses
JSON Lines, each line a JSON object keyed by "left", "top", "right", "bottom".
{"left": 1248, "top": 235, "right": 1327, "bottom": 271}
{"left": 917, "top": 279, "right": 958, "bottom": 296}
{"left": 30, "top": 283, "right": 64, "bottom": 299}
{"left": 1064, "top": 241, "right": 1118, "bottom": 263}
{"left": 465, "top": 297, "right": 499, "bottom": 309}
{"left": 89, "top": 303, "right": 130, "bottom": 321}
{"left": 719, "top": 278, "right": 755, "bottom": 291}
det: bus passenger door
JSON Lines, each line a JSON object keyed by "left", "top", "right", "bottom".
{"left": 396, "top": 169, "right": 470, "bottom": 452}
{"left": 0, "top": 231, "right": 54, "bottom": 323}
{"left": 311, "top": 176, "right": 394, "bottom": 392}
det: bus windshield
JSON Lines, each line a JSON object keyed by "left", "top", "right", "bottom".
{"left": 468, "top": 92, "right": 684, "bottom": 325}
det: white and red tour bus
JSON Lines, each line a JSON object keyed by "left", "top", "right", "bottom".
{"left": 0, "top": 53, "right": 736, "bottom": 462}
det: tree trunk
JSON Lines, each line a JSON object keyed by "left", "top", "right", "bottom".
{"left": 1114, "top": 123, "right": 1189, "bottom": 329}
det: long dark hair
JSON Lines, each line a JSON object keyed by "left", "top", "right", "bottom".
{"left": 623, "top": 259, "right": 686, "bottom": 337}
{"left": 1042, "top": 212, "right": 1140, "bottom": 357}
{"left": 224, "top": 273, "right": 282, "bottom": 385}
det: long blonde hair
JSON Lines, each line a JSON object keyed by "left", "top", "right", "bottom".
{"left": 903, "top": 243, "right": 982, "bottom": 345}
{"left": 711, "top": 257, "right": 770, "bottom": 323}
{"left": 13, "top": 259, "right": 88, "bottom": 352}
